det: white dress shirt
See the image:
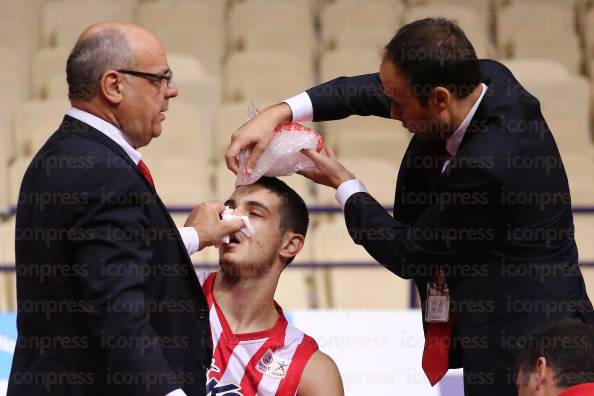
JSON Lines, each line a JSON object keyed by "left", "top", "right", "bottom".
{"left": 283, "top": 83, "right": 489, "bottom": 209}
{"left": 66, "top": 108, "right": 200, "bottom": 255}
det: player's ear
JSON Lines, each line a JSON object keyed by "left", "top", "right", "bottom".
{"left": 279, "top": 232, "right": 304, "bottom": 262}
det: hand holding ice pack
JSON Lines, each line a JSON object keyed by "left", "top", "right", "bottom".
{"left": 236, "top": 103, "right": 324, "bottom": 186}
{"left": 221, "top": 206, "right": 255, "bottom": 244}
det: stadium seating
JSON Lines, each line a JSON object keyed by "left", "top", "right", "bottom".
{"left": 141, "top": 157, "right": 213, "bottom": 206}
{"left": 223, "top": 51, "right": 315, "bottom": 103}
{"left": 407, "top": 0, "right": 492, "bottom": 16}
{"left": 319, "top": 48, "right": 383, "bottom": 82}
{"left": 7, "top": 157, "right": 32, "bottom": 207}
{"left": 136, "top": 0, "right": 225, "bottom": 40}
{"left": 320, "top": 0, "right": 404, "bottom": 50}
{"left": 574, "top": 214, "right": 594, "bottom": 262}
{"left": 311, "top": 216, "right": 410, "bottom": 309}
{"left": 562, "top": 156, "right": 594, "bottom": 206}
{"left": 0, "top": 216, "right": 16, "bottom": 311}
{"left": 141, "top": 101, "right": 213, "bottom": 163}
{"left": 497, "top": 2, "right": 582, "bottom": 73}
{"left": 228, "top": 0, "right": 314, "bottom": 53}
{"left": 42, "top": 0, "right": 133, "bottom": 48}
{"left": 315, "top": 157, "right": 398, "bottom": 206}
{"left": 155, "top": 26, "right": 224, "bottom": 76}
{"left": 12, "top": 100, "right": 70, "bottom": 157}
{"left": 31, "top": 47, "right": 70, "bottom": 99}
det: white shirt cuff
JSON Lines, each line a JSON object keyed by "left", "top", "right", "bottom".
{"left": 335, "top": 179, "right": 367, "bottom": 210}
{"left": 165, "top": 389, "right": 187, "bottom": 396}
{"left": 178, "top": 227, "right": 199, "bottom": 255}
{"left": 283, "top": 92, "right": 313, "bottom": 122}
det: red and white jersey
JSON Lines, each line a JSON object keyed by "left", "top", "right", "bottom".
{"left": 198, "top": 271, "right": 318, "bottom": 396}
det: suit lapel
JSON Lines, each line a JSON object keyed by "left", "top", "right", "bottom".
{"left": 61, "top": 116, "right": 197, "bottom": 274}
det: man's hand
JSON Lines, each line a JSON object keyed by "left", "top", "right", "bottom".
{"left": 225, "top": 103, "right": 293, "bottom": 174}
{"left": 184, "top": 202, "right": 243, "bottom": 250}
{"left": 298, "top": 147, "right": 355, "bottom": 189}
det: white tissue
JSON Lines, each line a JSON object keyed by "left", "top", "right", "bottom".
{"left": 221, "top": 206, "right": 255, "bottom": 243}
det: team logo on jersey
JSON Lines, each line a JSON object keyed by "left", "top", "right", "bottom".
{"left": 256, "top": 348, "right": 292, "bottom": 379}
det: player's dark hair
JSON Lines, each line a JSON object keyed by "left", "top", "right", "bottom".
{"left": 383, "top": 17, "right": 480, "bottom": 106}
{"left": 253, "top": 177, "right": 309, "bottom": 238}
{"left": 515, "top": 319, "right": 594, "bottom": 389}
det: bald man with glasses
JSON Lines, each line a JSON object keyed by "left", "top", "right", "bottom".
{"left": 7, "top": 22, "right": 241, "bottom": 396}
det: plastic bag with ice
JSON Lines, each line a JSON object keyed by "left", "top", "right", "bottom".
{"left": 235, "top": 103, "right": 324, "bottom": 186}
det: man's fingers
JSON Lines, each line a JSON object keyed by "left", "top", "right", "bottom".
{"left": 325, "top": 146, "right": 337, "bottom": 159}
{"left": 220, "top": 218, "right": 244, "bottom": 234}
{"left": 301, "top": 148, "right": 327, "bottom": 167}
{"left": 225, "top": 136, "right": 244, "bottom": 173}
{"left": 246, "top": 141, "right": 267, "bottom": 173}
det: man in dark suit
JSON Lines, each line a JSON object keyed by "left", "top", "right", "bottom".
{"left": 8, "top": 22, "right": 242, "bottom": 396}
{"left": 225, "top": 18, "right": 594, "bottom": 396}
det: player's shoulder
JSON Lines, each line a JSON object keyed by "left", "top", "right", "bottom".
{"left": 298, "top": 350, "right": 344, "bottom": 396}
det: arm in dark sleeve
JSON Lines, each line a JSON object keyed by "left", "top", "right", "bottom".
{"left": 70, "top": 176, "right": 179, "bottom": 396}
{"left": 344, "top": 167, "right": 502, "bottom": 279}
{"left": 306, "top": 73, "right": 391, "bottom": 121}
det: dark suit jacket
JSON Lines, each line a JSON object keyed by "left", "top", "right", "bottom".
{"left": 8, "top": 116, "right": 210, "bottom": 396}
{"left": 306, "top": 60, "right": 594, "bottom": 394}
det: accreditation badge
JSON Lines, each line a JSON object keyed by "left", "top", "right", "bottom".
{"left": 425, "top": 270, "right": 450, "bottom": 323}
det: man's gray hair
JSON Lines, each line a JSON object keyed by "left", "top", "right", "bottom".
{"left": 66, "top": 28, "right": 134, "bottom": 101}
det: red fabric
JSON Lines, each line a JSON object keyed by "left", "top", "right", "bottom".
{"left": 558, "top": 383, "right": 594, "bottom": 396}
{"left": 422, "top": 316, "right": 454, "bottom": 386}
{"left": 137, "top": 160, "right": 155, "bottom": 189}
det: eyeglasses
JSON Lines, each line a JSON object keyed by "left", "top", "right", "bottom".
{"left": 117, "top": 69, "right": 173, "bottom": 88}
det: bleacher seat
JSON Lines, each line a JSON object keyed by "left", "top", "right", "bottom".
{"left": 315, "top": 157, "right": 397, "bottom": 206}
{"left": 141, "top": 101, "right": 213, "bottom": 163}
{"left": 0, "top": 216, "right": 17, "bottom": 312}
{"left": 497, "top": 3, "right": 582, "bottom": 74}
{"left": 12, "top": 100, "right": 70, "bottom": 157}
{"left": 563, "top": 156, "right": 594, "bottom": 206}
{"left": 319, "top": 48, "right": 382, "bottom": 83}
{"left": 337, "top": 129, "right": 410, "bottom": 166}
{"left": 42, "top": 0, "right": 133, "bottom": 48}
{"left": 320, "top": 0, "right": 403, "bottom": 50}
{"left": 223, "top": 51, "right": 315, "bottom": 103}
{"left": 0, "top": 130, "right": 8, "bottom": 213}
{"left": 520, "top": 76, "right": 591, "bottom": 145}
{"left": 31, "top": 46, "right": 70, "bottom": 99}
{"left": 322, "top": 114, "right": 408, "bottom": 147}
{"left": 155, "top": 26, "right": 224, "bottom": 76}
{"left": 503, "top": 59, "right": 571, "bottom": 82}
{"left": 311, "top": 216, "right": 410, "bottom": 309}
{"left": 406, "top": 0, "right": 492, "bottom": 16}
{"left": 228, "top": 0, "right": 314, "bottom": 53}
{"left": 575, "top": 214, "right": 594, "bottom": 262}
{"left": 8, "top": 157, "right": 31, "bottom": 207}
{"left": 405, "top": 4, "right": 495, "bottom": 58}
{"left": 213, "top": 102, "right": 253, "bottom": 160}
{"left": 141, "top": 157, "right": 213, "bottom": 206}
{"left": 137, "top": 0, "right": 225, "bottom": 39}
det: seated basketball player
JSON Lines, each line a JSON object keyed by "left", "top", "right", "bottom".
{"left": 197, "top": 177, "right": 344, "bottom": 396}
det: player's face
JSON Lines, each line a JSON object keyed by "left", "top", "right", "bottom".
{"left": 219, "top": 186, "right": 285, "bottom": 278}
{"left": 379, "top": 59, "right": 449, "bottom": 139}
